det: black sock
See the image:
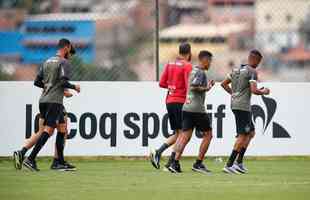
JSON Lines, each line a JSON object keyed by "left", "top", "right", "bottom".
{"left": 237, "top": 147, "right": 247, "bottom": 164}
{"left": 167, "top": 151, "right": 176, "bottom": 166}
{"left": 195, "top": 159, "right": 202, "bottom": 165}
{"left": 226, "top": 150, "right": 239, "bottom": 167}
{"left": 20, "top": 147, "right": 28, "bottom": 156}
{"left": 157, "top": 143, "right": 169, "bottom": 155}
{"left": 56, "top": 132, "right": 65, "bottom": 164}
{"left": 28, "top": 132, "right": 50, "bottom": 161}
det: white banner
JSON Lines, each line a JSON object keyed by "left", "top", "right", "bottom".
{"left": 0, "top": 82, "right": 309, "bottom": 156}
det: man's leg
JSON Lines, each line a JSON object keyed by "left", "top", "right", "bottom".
{"left": 235, "top": 111, "right": 255, "bottom": 170}
{"left": 224, "top": 110, "right": 250, "bottom": 174}
{"left": 192, "top": 113, "right": 213, "bottom": 174}
{"left": 223, "top": 134, "right": 247, "bottom": 174}
{"left": 174, "top": 130, "right": 193, "bottom": 161}
{"left": 13, "top": 118, "right": 44, "bottom": 170}
{"left": 156, "top": 132, "right": 178, "bottom": 156}
{"left": 23, "top": 118, "right": 45, "bottom": 151}
{"left": 150, "top": 103, "right": 183, "bottom": 169}
{"left": 197, "top": 131, "right": 212, "bottom": 162}
{"left": 227, "top": 135, "right": 245, "bottom": 166}
{"left": 51, "top": 116, "right": 76, "bottom": 171}
{"left": 23, "top": 103, "right": 61, "bottom": 171}
{"left": 234, "top": 131, "right": 255, "bottom": 172}
{"left": 150, "top": 132, "right": 178, "bottom": 169}
{"left": 55, "top": 123, "right": 66, "bottom": 164}
{"left": 192, "top": 131, "right": 213, "bottom": 174}
{"left": 23, "top": 126, "right": 54, "bottom": 171}
{"left": 163, "top": 130, "right": 180, "bottom": 169}
{"left": 168, "top": 129, "right": 193, "bottom": 173}
{"left": 53, "top": 116, "right": 68, "bottom": 160}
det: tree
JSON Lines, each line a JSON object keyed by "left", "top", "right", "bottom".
{"left": 69, "top": 56, "right": 138, "bottom": 81}
{"left": 0, "top": 64, "right": 13, "bottom": 81}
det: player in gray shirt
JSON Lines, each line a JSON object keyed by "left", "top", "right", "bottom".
{"left": 221, "top": 50, "right": 270, "bottom": 174}
{"left": 168, "top": 50, "right": 215, "bottom": 174}
{"left": 23, "top": 39, "right": 80, "bottom": 171}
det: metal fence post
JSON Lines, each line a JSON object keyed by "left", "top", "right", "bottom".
{"left": 155, "top": 0, "right": 159, "bottom": 81}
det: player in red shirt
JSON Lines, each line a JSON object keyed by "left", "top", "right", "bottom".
{"left": 150, "top": 43, "right": 192, "bottom": 170}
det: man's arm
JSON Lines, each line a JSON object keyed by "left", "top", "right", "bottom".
{"left": 34, "top": 66, "right": 44, "bottom": 88}
{"left": 206, "top": 80, "right": 215, "bottom": 92}
{"left": 249, "top": 70, "right": 270, "bottom": 95}
{"left": 250, "top": 81, "right": 269, "bottom": 95}
{"left": 64, "top": 89, "right": 73, "bottom": 98}
{"left": 190, "top": 70, "right": 214, "bottom": 92}
{"left": 159, "top": 63, "right": 169, "bottom": 88}
{"left": 191, "top": 80, "right": 215, "bottom": 92}
{"left": 34, "top": 75, "right": 44, "bottom": 88}
{"left": 183, "top": 64, "right": 192, "bottom": 92}
{"left": 221, "top": 78, "right": 232, "bottom": 95}
{"left": 60, "top": 61, "right": 80, "bottom": 93}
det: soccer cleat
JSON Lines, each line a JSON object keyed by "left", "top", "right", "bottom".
{"left": 149, "top": 149, "right": 160, "bottom": 169}
{"left": 50, "top": 159, "right": 59, "bottom": 170}
{"left": 50, "top": 163, "right": 68, "bottom": 171}
{"left": 51, "top": 160, "right": 76, "bottom": 171}
{"left": 233, "top": 163, "right": 246, "bottom": 174}
{"left": 168, "top": 161, "right": 182, "bottom": 173}
{"left": 63, "top": 161, "right": 77, "bottom": 171}
{"left": 23, "top": 158, "right": 40, "bottom": 172}
{"left": 163, "top": 162, "right": 171, "bottom": 172}
{"left": 222, "top": 166, "right": 241, "bottom": 175}
{"left": 192, "top": 162, "right": 211, "bottom": 174}
{"left": 236, "top": 162, "right": 248, "bottom": 172}
{"left": 13, "top": 151, "right": 24, "bottom": 170}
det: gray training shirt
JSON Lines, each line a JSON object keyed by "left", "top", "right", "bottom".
{"left": 183, "top": 66, "right": 208, "bottom": 113}
{"left": 227, "top": 64, "right": 258, "bottom": 112}
{"left": 39, "top": 56, "right": 71, "bottom": 105}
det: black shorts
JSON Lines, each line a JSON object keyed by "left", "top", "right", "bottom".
{"left": 182, "top": 111, "right": 212, "bottom": 132}
{"left": 39, "top": 103, "right": 65, "bottom": 127}
{"left": 166, "top": 103, "right": 183, "bottom": 131}
{"left": 232, "top": 110, "right": 255, "bottom": 135}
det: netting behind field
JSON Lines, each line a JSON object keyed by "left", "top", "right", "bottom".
{"left": 1, "top": 0, "right": 310, "bottom": 81}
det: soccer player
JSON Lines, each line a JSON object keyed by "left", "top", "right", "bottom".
{"left": 221, "top": 50, "right": 270, "bottom": 174}
{"left": 150, "top": 43, "right": 192, "bottom": 170}
{"left": 22, "top": 38, "right": 80, "bottom": 171}
{"left": 13, "top": 45, "right": 77, "bottom": 171}
{"left": 13, "top": 92, "right": 73, "bottom": 169}
{"left": 168, "top": 50, "right": 215, "bottom": 173}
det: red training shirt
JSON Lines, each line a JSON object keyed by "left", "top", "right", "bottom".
{"left": 159, "top": 58, "right": 192, "bottom": 104}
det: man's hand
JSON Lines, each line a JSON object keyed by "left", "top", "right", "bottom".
{"left": 206, "top": 80, "right": 215, "bottom": 91}
{"left": 221, "top": 78, "right": 232, "bottom": 95}
{"left": 64, "top": 90, "right": 73, "bottom": 98}
{"left": 263, "top": 88, "right": 270, "bottom": 95}
{"left": 75, "top": 84, "right": 81, "bottom": 93}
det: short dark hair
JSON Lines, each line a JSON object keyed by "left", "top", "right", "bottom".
{"left": 250, "top": 49, "right": 263, "bottom": 59}
{"left": 198, "top": 50, "right": 213, "bottom": 60}
{"left": 58, "top": 38, "right": 71, "bottom": 49}
{"left": 179, "top": 42, "right": 191, "bottom": 55}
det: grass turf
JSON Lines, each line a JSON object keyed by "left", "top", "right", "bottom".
{"left": 0, "top": 157, "right": 310, "bottom": 200}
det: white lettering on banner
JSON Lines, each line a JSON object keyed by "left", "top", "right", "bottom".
{"left": 0, "top": 82, "right": 309, "bottom": 156}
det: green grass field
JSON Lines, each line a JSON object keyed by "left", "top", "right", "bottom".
{"left": 0, "top": 157, "right": 310, "bottom": 200}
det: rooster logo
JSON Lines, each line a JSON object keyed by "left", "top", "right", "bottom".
{"left": 251, "top": 96, "right": 291, "bottom": 138}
